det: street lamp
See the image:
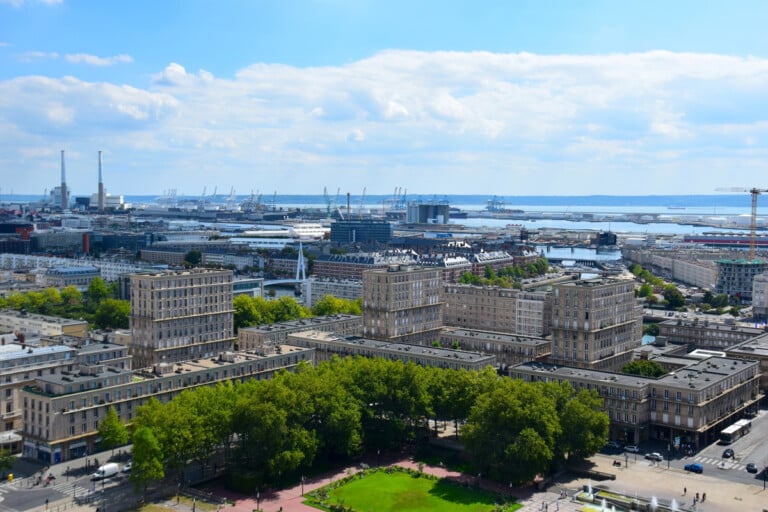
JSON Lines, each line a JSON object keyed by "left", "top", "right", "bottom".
{"left": 256, "top": 491, "right": 260, "bottom": 511}
{"left": 377, "top": 449, "right": 380, "bottom": 467}
{"left": 301, "top": 475, "right": 306, "bottom": 496}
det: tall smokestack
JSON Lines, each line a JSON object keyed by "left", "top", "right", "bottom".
{"left": 98, "top": 150, "right": 105, "bottom": 212}
{"left": 60, "top": 150, "right": 68, "bottom": 210}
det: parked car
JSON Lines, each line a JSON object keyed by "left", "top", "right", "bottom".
{"left": 645, "top": 452, "right": 663, "bottom": 462}
{"left": 122, "top": 461, "right": 132, "bottom": 473}
{"left": 624, "top": 445, "right": 640, "bottom": 453}
{"left": 722, "top": 448, "right": 734, "bottom": 459}
{"left": 684, "top": 463, "right": 703, "bottom": 474}
{"left": 606, "top": 441, "right": 623, "bottom": 450}
{"left": 746, "top": 463, "right": 758, "bottom": 473}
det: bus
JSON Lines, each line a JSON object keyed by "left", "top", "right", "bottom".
{"left": 720, "top": 418, "right": 752, "bottom": 444}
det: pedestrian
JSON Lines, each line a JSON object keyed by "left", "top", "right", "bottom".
{"left": 702, "top": 492, "right": 706, "bottom": 502}
{"left": 695, "top": 492, "right": 699, "bottom": 502}
{"left": 684, "top": 487, "right": 686, "bottom": 495}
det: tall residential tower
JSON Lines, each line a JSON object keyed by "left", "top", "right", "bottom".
{"left": 129, "top": 268, "right": 235, "bottom": 369}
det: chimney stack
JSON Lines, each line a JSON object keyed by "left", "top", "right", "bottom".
{"left": 98, "top": 150, "right": 105, "bottom": 212}
{"left": 60, "top": 150, "right": 68, "bottom": 210}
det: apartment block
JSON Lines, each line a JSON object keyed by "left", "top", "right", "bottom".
{"left": 0, "top": 310, "right": 88, "bottom": 339}
{"left": 727, "top": 333, "right": 768, "bottom": 391}
{"left": 45, "top": 266, "right": 100, "bottom": 289}
{"left": 549, "top": 278, "right": 642, "bottom": 371}
{"left": 301, "top": 277, "right": 363, "bottom": 308}
{"left": 129, "top": 269, "right": 235, "bottom": 369}
{"left": 512, "top": 355, "right": 760, "bottom": 449}
{"left": 313, "top": 251, "right": 417, "bottom": 280}
{"left": 287, "top": 330, "right": 495, "bottom": 371}
{"left": 238, "top": 314, "right": 362, "bottom": 352}
{"left": 715, "top": 259, "right": 768, "bottom": 303}
{"left": 362, "top": 265, "right": 444, "bottom": 345}
{"left": 21, "top": 345, "right": 314, "bottom": 463}
{"left": 752, "top": 273, "right": 768, "bottom": 320}
{"left": 657, "top": 319, "right": 763, "bottom": 350}
{"left": 437, "top": 327, "right": 550, "bottom": 368}
{"left": 443, "top": 284, "right": 551, "bottom": 336}
{"left": 417, "top": 255, "right": 473, "bottom": 285}
{"left": 0, "top": 344, "right": 77, "bottom": 453}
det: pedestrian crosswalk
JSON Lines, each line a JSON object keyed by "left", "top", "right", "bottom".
{"left": 689, "top": 455, "right": 743, "bottom": 470}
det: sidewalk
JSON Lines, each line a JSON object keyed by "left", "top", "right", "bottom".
{"left": 19, "top": 450, "right": 768, "bottom": 512}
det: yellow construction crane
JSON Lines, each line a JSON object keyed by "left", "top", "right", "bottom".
{"left": 718, "top": 187, "right": 768, "bottom": 260}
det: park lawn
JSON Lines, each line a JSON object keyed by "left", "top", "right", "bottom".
{"left": 319, "top": 471, "right": 520, "bottom": 512}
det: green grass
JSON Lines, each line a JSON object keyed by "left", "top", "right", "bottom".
{"left": 306, "top": 469, "right": 520, "bottom": 512}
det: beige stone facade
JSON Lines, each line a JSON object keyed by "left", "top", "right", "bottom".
{"left": 129, "top": 269, "right": 235, "bottom": 369}
{"left": 238, "top": 314, "right": 362, "bottom": 352}
{"left": 512, "top": 355, "right": 760, "bottom": 448}
{"left": 443, "top": 284, "right": 551, "bottom": 336}
{"left": 550, "top": 278, "right": 643, "bottom": 371}
{"left": 21, "top": 345, "right": 314, "bottom": 463}
{"left": 0, "top": 309, "right": 88, "bottom": 339}
{"left": 362, "top": 265, "right": 444, "bottom": 345}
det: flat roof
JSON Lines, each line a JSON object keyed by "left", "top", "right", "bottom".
{"left": 240, "top": 314, "right": 360, "bottom": 334}
{"left": 512, "top": 355, "right": 758, "bottom": 390}
{"left": 291, "top": 330, "right": 495, "bottom": 363}
{"left": 0, "top": 344, "right": 74, "bottom": 361}
{"left": 440, "top": 327, "right": 549, "bottom": 346}
{"left": 0, "top": 309, "right": 88, "bottom": 325}
{"left": 728, "top": 332, "right": 768, "bottom": 358}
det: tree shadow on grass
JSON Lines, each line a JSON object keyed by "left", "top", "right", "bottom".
{"left": 427, "top": 479, "right": 499, "bottom": 507}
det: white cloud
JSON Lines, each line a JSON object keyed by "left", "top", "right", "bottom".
{"left": 4, "top": 50, "right": 768, "bottom": 195}
{"left": 16, "top": 51, "right": 58, "bottom": 62}
{"left": 65, "top": 53, "right": 133, "bottom": 66}
{"left": 0, "top": 0, "right": 61, "bottom": 6}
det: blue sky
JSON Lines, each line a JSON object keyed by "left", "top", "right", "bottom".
{"left": 2, "top": 0, "right": 768, "bottom": 197}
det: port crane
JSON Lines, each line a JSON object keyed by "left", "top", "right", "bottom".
{"left": 718, "top": 187, "right": 768, "bottom": 260}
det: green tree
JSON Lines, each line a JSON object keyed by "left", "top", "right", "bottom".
{"left": 311, "top": 295, "right": 362, "bottom": 316}
{"left": 184, "top": 250, "right": 203, "bottom": 267}
{"left": 0, "top": 448, "right": 14, "bottom": 477}
{"left": 462, "top": 379, "right": 559, "bottom": 485}
{"left": 663, "top": 285, "right": 685, "bottom": 310}
{"left": 60, "top": 285, "right": 84, "bottom": 313}
{"left": 643, "top": 323, "right": 660, "bottom": 336}
{"left": 637, "top": 283, "right": 653, "bottom": 299}
{"left": 131, "top": 427, "right": 165, "bottom": 497}
{"left": 710, "top": 294, "right": 730, "bottom": 308}
{"left": 98, "top": 406, "right": 129, "bottom": 453}
{"left": 86, "top": 277, "right": 110, "bottom": 312}
{"left": 558, "top": 389, "right": 609, "bottom": 461}
{"left": 233, "top": 294, "right": 263, "bottom": 332}
{"left": 621, "top": 360, "right": 667, "bottom": 378}
{"left": 94, "top": 299, "right": 131, "bottom": 329}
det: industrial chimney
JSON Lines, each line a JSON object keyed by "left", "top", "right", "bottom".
{"left": 60, "top": 150, "right": 69, "bottom": 210}
{"left": 98, "top": 150, "right": 105, "bottom": 212}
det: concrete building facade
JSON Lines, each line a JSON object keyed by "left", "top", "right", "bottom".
{"left": 287, "top": 330, "right": 495, "bottom": 370}
{"left": 657, "top": 319, "right": 764, "bottom": 351}
{"left": 363, "top": 265, "right": 444, "bottom": 345}
{"left": 443, "top": 284, "right": 551, "bottom": 337}
{"left": 20, "top": 345, "right": 314, "bottom": 463}
{"left": 129, "top": 269, "right": 235, "bottom": 369}
{"left": 715, "top": 259, "right": 768, "bottom": 303}
{"left": 549, "top": 278, "right": 643, "bottom": 371}
{"left": 238, "top": 314, "right": 362, "bottom": 352}
{"left": 512, "top": 355, "right": 760, "bottom": 448}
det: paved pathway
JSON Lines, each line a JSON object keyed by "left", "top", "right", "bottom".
{"left": 35, "top": 451, "right": 768, "bottom": 511}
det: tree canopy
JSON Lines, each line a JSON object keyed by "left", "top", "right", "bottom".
{"left": 130, "top": 357, "right": 608, "bottom": 489}
{"left": 621, "top": 360, "right": 667, "bottom": 378}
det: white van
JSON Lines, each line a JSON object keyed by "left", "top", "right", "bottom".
{"left": 91, "top": 462, "right": 120, "bottom": 480}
